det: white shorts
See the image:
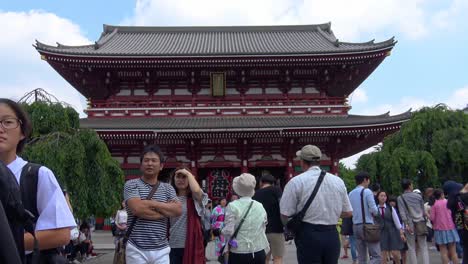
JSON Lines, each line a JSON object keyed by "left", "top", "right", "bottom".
{"left": 126, "top": 242, "right": 170, "bottom": 264}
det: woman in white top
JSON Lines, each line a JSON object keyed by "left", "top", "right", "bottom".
{"left": 0, "top": 98, "right": 76, "bottom": 263}
{"left": 114, "top": 201, "right": 128, "bottom": 244}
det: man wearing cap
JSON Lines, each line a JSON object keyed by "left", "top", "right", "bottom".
{"left": 280, "top": 145, "right": 353, "bottom": 264}
{"left": 253, "top": 174, "right": 284, "bottom": 264}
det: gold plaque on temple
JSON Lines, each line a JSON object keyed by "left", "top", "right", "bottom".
{"left": 211, "top": 72, "right": 225, "bottom": 97}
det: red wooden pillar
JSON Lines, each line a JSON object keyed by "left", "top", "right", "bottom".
{"left": 190, "top": 140, "right": 198, "bottom": 179}
{"left": 241, "top": 139, "right": 248, "bottom": 173}
{"left": 330, "top": 154, "right": 339, "bottom": 176}
{"left": 286, "top": 138, "right": 294, "bottom": 181}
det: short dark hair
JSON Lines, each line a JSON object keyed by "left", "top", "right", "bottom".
{"left": 401, "top": 179, "right": 412, "bottom": 190}
{"left": 388, "top": 195, "right": 398, "bottom": 204}
{"left": 433, "top": 188, "right": 444, "bottom": 200}
{"left": 140, "top": 144, "right": 165, "bottom": 163}
{"left": 302, "top": 159, "right": 321, "bottom": 167}
{"left": 0, "top": 99, "right": 32, "bottom": 153}
{"left": 370, "top": 183, "right": 381, "bottom": 193}
{"left": 355, "top": 171, "right": 370, "bottom": 185}
{"left": 260, "top": 174, "right": 276, "bottom": 185}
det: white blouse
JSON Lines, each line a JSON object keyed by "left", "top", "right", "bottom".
{"left": 7, "top": 156, "right": 76, "bottom": 231}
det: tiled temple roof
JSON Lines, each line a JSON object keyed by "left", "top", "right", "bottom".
{"left": 80, "top": 111, "right": 411, "bottom": 132}
{"left": 36, "top": 23, "right": 395, "bottom": 57}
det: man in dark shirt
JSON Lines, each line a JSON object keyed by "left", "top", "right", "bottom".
{"left": 253, "top": 174, "right": 284, "bottom": 264}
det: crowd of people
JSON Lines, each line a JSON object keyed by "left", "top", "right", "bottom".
{"left": 341, "top": 175, "right": 468, "bottom": 264}
{"left": 0, "top": 97, "right": 467, "bottom": 264}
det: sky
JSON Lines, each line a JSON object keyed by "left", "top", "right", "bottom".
{"left": 1, "top": 0, "right": 468, "bottom": 168}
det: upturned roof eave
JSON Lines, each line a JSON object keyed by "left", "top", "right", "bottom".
{"left": 79, "top": 111, "right": 412, "bottom": 132}
{"left": 35, "top": 44, "right": 395, "bottom": 60}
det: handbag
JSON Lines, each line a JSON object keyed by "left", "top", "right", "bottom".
{"left": 113, "top": 238, "right": 126, "bottom": 264}
{"left": 360, "top": 189, "right": 381, "bottom": 243}
{"left": 286, "top": 170, "right": 326, "bottom": 236}
{"left": 218, "top": 201, "right": 254, "bottom": 264}
{"left": 113, "top": 181, "right": 161, "bottom": 264}
{"left": 401, "top": 195, "right": 428, "bottom": 236}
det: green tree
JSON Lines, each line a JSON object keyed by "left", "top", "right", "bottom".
{"left": 356, "top": 105, "right": 468, "bottom": 194}
{"left": 339, "top": 162, "right": 356, "bottom": 191}
{"left": 21, "top": 101, "right": 124, "bottom": 219}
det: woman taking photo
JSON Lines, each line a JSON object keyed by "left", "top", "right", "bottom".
{"left": 211, "top": 197, "right": 227, "bottom": 259}
{"left": 0, "top": 98, "right": 75, "bottom": 262}
{"left": 430, "top": 188, "right": 460, "bottom": 264}
{"left": 376, "top": 191, "right": 405, "bottom": 264}
{"left": 169, "top": 167, "right": 208, "bottom": 264}
{"left": 222, "top": 173, "right": 269, "bottom": 264}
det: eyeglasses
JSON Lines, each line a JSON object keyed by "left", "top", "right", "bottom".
{"left": 0, "top": 118, "right": 22, "bottom": 130}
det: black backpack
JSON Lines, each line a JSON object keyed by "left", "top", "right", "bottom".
{"left": 0, "top": 160, "right": 37, "bottom": 263}
{"left": 20, "top": 163, "right": 68, "bottom": 264}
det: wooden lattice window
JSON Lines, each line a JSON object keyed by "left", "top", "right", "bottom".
{"left": 210, "top": 72, "right": 225, "bottom": 97}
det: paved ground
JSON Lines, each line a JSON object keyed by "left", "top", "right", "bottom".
{"left": 85, "top": 230, "right": 451, "bottom": 264}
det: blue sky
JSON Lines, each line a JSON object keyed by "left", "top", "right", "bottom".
{"left": 1, "top": 0, "right": 467, "bottom": 167}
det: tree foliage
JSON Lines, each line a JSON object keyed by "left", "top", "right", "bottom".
{"left": 356, "top": 105, "right": 468, "bottom": 195}
{"left": 339, "top": 162, "right": 355, "bottom": 191}
{"left": 21, "top": 101, "right": 124, "bottom": 219}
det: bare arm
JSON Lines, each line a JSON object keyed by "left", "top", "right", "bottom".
{"left": 126, "top": 198, "right": 165, "bottom": 220}
{"left": 24, "top": 228, "right": 70, "bottom": 250}
{"left": 152, "top": 200, "right": 182, "bottom": 217}
{"left": 340, "top": 211, "right": 353, "bottom": 218}
{"left": 280, "top": 214, "right": 289, "bottom": 226}
{"left": 177, "top": 168, "right": 203, "bottom": 202}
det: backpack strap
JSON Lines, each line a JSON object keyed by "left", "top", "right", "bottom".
{"left": 19, "top": 163, "right": 42, "bottom": 264}
{"left": 19, "top": 163, "right": 42, "bottom": 222}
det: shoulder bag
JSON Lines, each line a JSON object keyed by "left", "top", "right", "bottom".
{"left": 113, "top": 181, "right": 160, "bottom": 264}
{"left": 401, "top": 194, "right": 428, "bottom": 236}
{"left": 360, "top": 188, "right": 381, "bottom": 243}
{"left": 218, "top": 201, "right": 254, "bottom": 264}
{"left": 285, "top": 170, "right": 326, "bottom": 237}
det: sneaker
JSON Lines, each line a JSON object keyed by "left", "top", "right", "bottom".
{"left": 341, "top": 255, "right": 349, "bottom": 259}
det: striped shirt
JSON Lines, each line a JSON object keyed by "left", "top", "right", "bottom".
{"left": 124, "top": 179, "right": 177, "bottom": 250}
{"left": 169, "top": 192, "right": 208, "bottom": 248}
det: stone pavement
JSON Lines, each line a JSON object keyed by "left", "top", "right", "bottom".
{"left": 86, "top": 230, "right": 449, "bottom": 264}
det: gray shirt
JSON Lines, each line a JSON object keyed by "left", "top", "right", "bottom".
{"left": 169, "top": 192, "right": 208, "bottom": 248}
{"left": 397, "top": 191, "right": 425, "bottom": 224}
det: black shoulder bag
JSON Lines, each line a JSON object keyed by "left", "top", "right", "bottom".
{"left": 114, "top": 181, "right": 160, "bottom": 264}
{"left": 286, "top": 170, "right": 326, "bottom": 236}
{"left": 360, "top": 188, "right": 381, "bottom": 242}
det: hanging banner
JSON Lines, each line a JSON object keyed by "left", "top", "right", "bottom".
{"left": 208, "top": 169, "right": 231, "bottom": 199}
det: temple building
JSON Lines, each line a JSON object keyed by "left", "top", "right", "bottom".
{"left": 35, "top": 23, "right": 410, "bottom": 199}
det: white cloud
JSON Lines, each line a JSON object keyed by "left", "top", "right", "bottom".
{"left": 343, "top": 85, "right": 468, "bottom": 167}
{"left": 432, "top": 0, "right": 468, "bottom": 31}
{"left": 350, "top": 88, "right": 368, "bottom": 104}
{"left": 123, "top": 0, "right": 434, "bottom": 41}
{"left": 353, "top": 85, "right": 468, "bottom": 116}
{"left": 341, "top": 145, "right": 380, "bottom": 169}
{"left": 0, "top": 10, "right": 90, "bottom": 115}
{"left": 447, "top": 86, "right": 468, "bottom": 110}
